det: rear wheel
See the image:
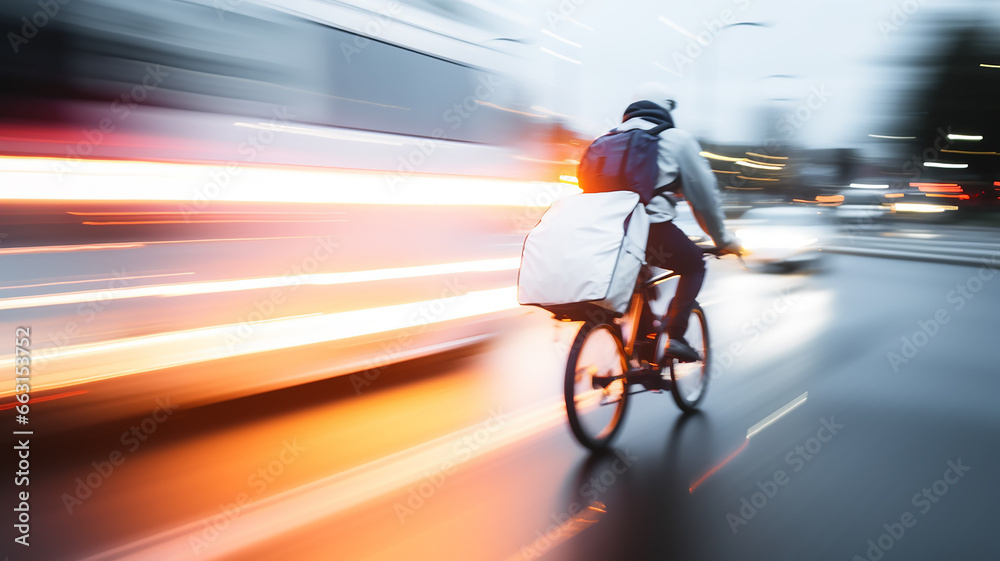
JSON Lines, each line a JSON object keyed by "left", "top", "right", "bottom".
{"left": 655, "top": 303, "right": 710, "bottom": 412}
{"left": 565, "top": 321, "right": 629, "bottom": 450}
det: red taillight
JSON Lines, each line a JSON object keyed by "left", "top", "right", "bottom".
{"left": 910, "top": 182, "right": 963, "bottom": 193}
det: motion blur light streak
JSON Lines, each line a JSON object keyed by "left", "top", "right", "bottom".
{"left": 700, "top": 151, "right": 742, "bottom": 162}
{"left": 737, "top": 176, "right": 780, "bottom": 182}
{"left": 941, "top": 149, "right": 1000, "bottom": 155}
{"left": 0, "top": 390, "right": 88, "bottom": 411}
{"left": 0, "top": 236, "right": 325, "bottom": 255}
{"left": 0, "top": 258, "right": 520, "bottom": 311}
{"left": 65, "top": 211, "right": 344, "bottom": 216}
{"left": 541, "top": 28, "right": 582, "bottom": 48}
{"left": 78, "top": 397, "right": 569, "bottom": 561}
{"left": 744, "top": 159, "right": 785, "bottom": 168}
{"left": 923, "top": 162, "right": 969, "bottom": 169}
{"left": 735, "top": 160, "right": 783, "bottom": 171}
{"left": 529, "top": 106, "right": 576, "bottom": 121}
{"left": 892, "top": 203, "right": 959, "bottom": 213}
{"left": 946, "top": 134, "right": 983, "bottom": 141}
{"left": 539, "top": 47, "right": 581, "bottom": 65}
{"left": 474, "top": 100, "right": 546, "bottom": 117}
{"left": 689, "top": 440, "right": 749, "bottom": 494}
{"left": 504, "top": 502, "right": 606, "bottom": 561}
{"left": 910, "top": 183, "right": 963, "bottom": 193}
{"left": 0, "top": 287, "right": 519, "bottom": 397}
{"left": 2, "top": 272, "right": 194, "bottom": 291}
{"left": 514, "top": 155, "right": 575, "bottom": 165}
{"left": 0, "top": 242, "right": 147, "bottom": 255}
{"left": 745, "top": 152, "right": 788, "bottom": 160}
{"left": 81, "top": 219, "right": 345, "bottom": 225}
{"left": 691, "top": 392, "right": 808, "bottom": 494}
{"left": 746, "top": 392, "right": 809, "bottom": 439}
{"left": 850, "top": 183, "right": 889, "bottom": 189}
{"left": 0, "top": 157, "right": 581, "bottom": 206}
{"left": 736, "top": 229, "right": 817, "bottom": 250}
{"left": 233, "top": 122, "right": 406, "bottom": 145}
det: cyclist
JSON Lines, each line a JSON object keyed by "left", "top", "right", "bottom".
{"left": 616, "top": 82, "right": 742, "bottom": 362}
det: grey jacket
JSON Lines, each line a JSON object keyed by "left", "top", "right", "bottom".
{"left": 615, "top": 117, "right": 734, "bottom": 247}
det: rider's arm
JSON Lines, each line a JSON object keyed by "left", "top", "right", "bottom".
{"left": 669, "top": 130, "right": 735, "bottom": 248}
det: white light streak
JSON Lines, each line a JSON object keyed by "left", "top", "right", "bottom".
{"left": 746, "top": 392, "right": 808, "bottom": 439}
{"left": 923, "top": 162, "right": 968, "bottom": 169}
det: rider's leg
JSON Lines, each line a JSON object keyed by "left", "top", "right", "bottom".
{"left": 646, "top": 221, "right": 706, "bottom": 358}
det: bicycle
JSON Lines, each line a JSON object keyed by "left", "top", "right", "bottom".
{"left": 561, "top": 247, "right": 727, "bottom": 450}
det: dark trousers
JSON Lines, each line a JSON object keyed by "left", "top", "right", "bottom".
{"left": 645, "top": 221, "right": 706, "bottom": 339}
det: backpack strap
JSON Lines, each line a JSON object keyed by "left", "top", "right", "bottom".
{"left": 651, "top": 177, "right": 682, "bottom": 200}
{"left": 647, "top": 123, "right": 672, "bottom": 136}
{"left": 647, "top": 126, "right": 676, "bottom": 202}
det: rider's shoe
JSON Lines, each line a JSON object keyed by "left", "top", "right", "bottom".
{"left": 664, "top": 337, "right": 700, "bottom": 363}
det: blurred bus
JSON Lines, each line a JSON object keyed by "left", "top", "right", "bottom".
{"left": 0, "top": 0, "right": 574, "bottom": 180}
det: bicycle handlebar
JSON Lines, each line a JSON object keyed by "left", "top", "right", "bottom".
{"left": 701, "top": 245, "right": 747, "bottom": 268}
{"left": 702, "top": 247, "right": 726, "bottom": 257}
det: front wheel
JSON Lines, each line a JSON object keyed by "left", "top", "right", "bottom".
{"left": 565, "top": 321, "right": 629, "bottom": 450}
{"left": 655, "top": 303, "right": 710, "bottom": 412}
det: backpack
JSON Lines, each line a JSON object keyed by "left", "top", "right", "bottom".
{"left": 577, "top": 123, "right": 673, "bottom": 205}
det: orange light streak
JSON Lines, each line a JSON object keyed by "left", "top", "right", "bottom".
{"left": 67, "top": 211, "right": 343, "bottom": 216}
{"left": 910, "top": 182, "right": 962, "bottom": 193}
{"left": 0, "top": 156, "right": 581, "bottom": 206}
{"left": 81, "top": 219, "right": 343, "bottom": 225}
{"left": 924, "top": 194, "right": 970, "bottom": 200}
{"left": 689, "top": 439, "right": 749, "bottom": 493}
{"left": 0, "top": 257, "right": 520, "bottom": 311}
{"left": 0, "top": 287, "right": 519, "bottom": 398}
{"left": 0, "top": 390, "right": 88, "bottom": 411}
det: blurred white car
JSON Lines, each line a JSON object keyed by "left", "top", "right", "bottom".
{"left": 670, "top": 202, "right": 830, "bottom": 272}
{"left": 729, "top": 206, "right": 832, "bottom": 272}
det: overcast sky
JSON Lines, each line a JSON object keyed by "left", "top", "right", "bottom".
{"left": 527, "top": 0, "right": 1000, "bottom": 148}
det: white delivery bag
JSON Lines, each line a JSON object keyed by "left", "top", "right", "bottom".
{"left": 517, "top": 191, "right": 649, "bottom": 317}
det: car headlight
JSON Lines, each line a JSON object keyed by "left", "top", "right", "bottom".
{"left": 736, "top": 229, "right": 817, "bottom": 250}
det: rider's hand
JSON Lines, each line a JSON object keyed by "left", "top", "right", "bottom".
{"left": 718, "top": 238, "right": 744, "bottom": 256}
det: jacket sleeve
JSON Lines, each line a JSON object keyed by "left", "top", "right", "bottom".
{"left": 675, "top": 133, "right": 734, "bottom": 247}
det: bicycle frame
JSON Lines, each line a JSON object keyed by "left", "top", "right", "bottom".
{"left": 620, "top": 268, "right": 681, "bottom": 363}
